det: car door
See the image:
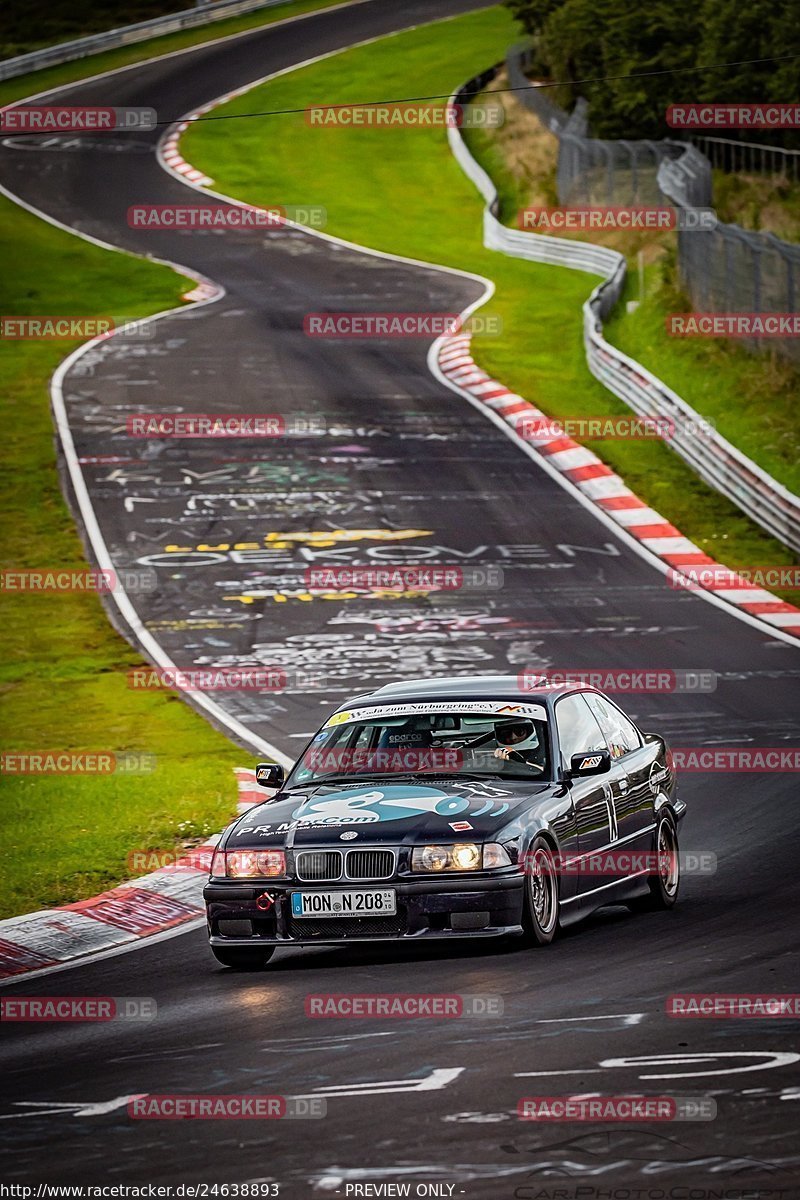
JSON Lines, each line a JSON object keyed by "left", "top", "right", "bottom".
{"left": 583, "top": 692, "right": 656, "bottom": 859}
{"left": 553, "top": 693, "right": 629, "bottom": 905}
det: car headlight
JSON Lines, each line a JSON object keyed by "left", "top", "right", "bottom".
{"left": 214, "top": 849, "right": 286, "bottom": 878}
{"left": 411, "top": 843, "right": 511, "bottom": 872}
{"left": 483, "top": 842, "right": 512, "bottom": 869}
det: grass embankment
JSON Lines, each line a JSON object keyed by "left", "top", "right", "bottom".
{"left": 713, "top": 170, "right": 800, "bottom": 243}
{"left": 0, "top": 198, "right": 245, "bottom": 920}
{"left": 182, "top": 6, "right": 798, "bottom": 586}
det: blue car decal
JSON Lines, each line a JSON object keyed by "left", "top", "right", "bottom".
{"left": 291, "top": 785, "right": 509, "bottom": 826}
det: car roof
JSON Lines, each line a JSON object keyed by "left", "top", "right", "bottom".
{"left": 334, "top": 674, "right": 593, "bottom": 712}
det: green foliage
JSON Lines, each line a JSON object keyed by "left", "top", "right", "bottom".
{"left": 504, "top": 0, "right": 800, "bottom": 141}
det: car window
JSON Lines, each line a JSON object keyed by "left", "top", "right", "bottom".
{"left": 584, "top": 693, "right": 641, "bottom": 758}
{"left": 554, "top": 693, "right": 606, "bottom": 770}
{"left": 286, "top": 708, "right": 552, "bottom": 784}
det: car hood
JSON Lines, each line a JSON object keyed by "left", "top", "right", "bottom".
{"left": 227, "top": 778, "right": 555, "bottom": 847}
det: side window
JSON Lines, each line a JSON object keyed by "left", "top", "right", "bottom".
{"left": 584, "top": 693, "right": 641, "bottom": 758}
{"left": 554, "top": 694, "right": 606, "bottom": 770}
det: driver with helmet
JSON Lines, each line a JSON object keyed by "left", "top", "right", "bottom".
{"left": 493, "top": 718, "right": 544, "bottom": 769}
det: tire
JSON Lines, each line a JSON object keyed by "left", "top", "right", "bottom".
{"left": 522, "top": 836, "right": 561, "bottom": 946}
{"left": 628, "top": 814, "right": 680, "bottom": 912}
{"left": 211, "top": 945, "right": 275, "bottom": 970}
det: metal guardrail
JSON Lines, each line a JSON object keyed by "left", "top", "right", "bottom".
{"left": 0, "top": 0, "right": 286, "bottom": 81}
{"left": 693, "top": 136, "right": 800, "bottom": 183}
{"left": 449, "top": 68, "right": 800, "bottom": 555}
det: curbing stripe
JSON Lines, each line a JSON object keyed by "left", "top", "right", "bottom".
{"left": 434, "top": 334, "right": 800, "bottom": 638}
{"left": 0, "top": 769, "right": 264, "bottom": 979}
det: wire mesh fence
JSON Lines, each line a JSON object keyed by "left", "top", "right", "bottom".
{"left": 506, "top": 48, "right": 800, "bottom": 364}
{"left": 694, "top": 136, "right": 800, "bottom": 182}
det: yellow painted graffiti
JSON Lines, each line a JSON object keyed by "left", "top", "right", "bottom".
{"left": 223, "top": 590, "right": 435, "bottom": 605}
{"left": 164, "top": 529, "right": 433, "bottom": 553}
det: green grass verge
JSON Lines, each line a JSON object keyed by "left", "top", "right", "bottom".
{"left": 182, "top": 5, "right": 799, "bottom": 593}
{"left": 0, "top": 196, "right": 246, "bottom": 920}
{"left": 712, "top": 169, "right": 800, "bottom": 243}
{"left": 0, "top": 0, "right": 346, "bottom": 107}
{"left": 604, "top": 266, "right": 800, "bottom": 497}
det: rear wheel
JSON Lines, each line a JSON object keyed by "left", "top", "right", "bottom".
{"left": 523, "top": 837, "right": 560, "bottom": 946}
{"left": 628, "top": 815, "right": 680, "bottom": 912}
{"left": 211, "top": 946, "right": 275, "bottom": 970}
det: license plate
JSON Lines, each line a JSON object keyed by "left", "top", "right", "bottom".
{"left": 290, "top": 889, "right": 396, "bottom": 918}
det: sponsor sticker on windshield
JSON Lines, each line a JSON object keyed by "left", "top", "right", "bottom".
{"left": 324, "top": 701, "right": 547, "bottom": 726}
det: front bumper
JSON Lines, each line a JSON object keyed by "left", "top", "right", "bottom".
{"left": 204, "top": 874, "right": 524, "bottom": 946}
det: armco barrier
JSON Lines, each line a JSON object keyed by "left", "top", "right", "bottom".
{"left": 450, "top": 68, "right": 800, "bottom": 555}
{"left": 0, "top": 0, "right": 286, "bottom": 81}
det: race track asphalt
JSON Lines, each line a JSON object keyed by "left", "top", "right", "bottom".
{"left": 1, "top": 2, "right": 799, "bottom": 1194}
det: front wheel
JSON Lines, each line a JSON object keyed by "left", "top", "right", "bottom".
{"left": 522, "top": 837, "right": 561, "bottom": 946}
{"left": 628, "top": 815, "right": 680, "bottom": 912}
{"left": 211, "top": 945, "right": 275, "bottom": 970}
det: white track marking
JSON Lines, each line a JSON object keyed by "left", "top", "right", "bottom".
{"left": 1, "top": 1095, "right": 145, "bottom": 1120}
{"left": 535, "top": 1013, "right": 645, "bottom": 1025}
{"left": 291, "top": 1067, "right": 464, "bottom": 1099}
{"left": 515, "top": 1051, "right": 800, "bottom": 1080}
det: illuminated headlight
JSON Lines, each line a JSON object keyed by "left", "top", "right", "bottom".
{"left": 214, "top": 849, "right": 286, "bottom": 878}
{"left": 411, "top": 843, "right": 510, "bottom": 872}
{"left": 452, "top": 843, "right": 481, "bottom": 870}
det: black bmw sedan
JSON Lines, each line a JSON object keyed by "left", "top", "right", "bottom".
{"left": 204, "top": 675, "right": 685, "bottom": 969}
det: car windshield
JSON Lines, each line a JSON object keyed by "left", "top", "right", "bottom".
{"left": 286, "top": 704, "right": 551, "bottom": 787}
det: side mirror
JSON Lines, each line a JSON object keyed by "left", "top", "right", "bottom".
{"left": 568, "top": 749, "right": 611, "bottom": 778}
{"left": 255, "top": 762, "right": 285, "bottom": 789}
